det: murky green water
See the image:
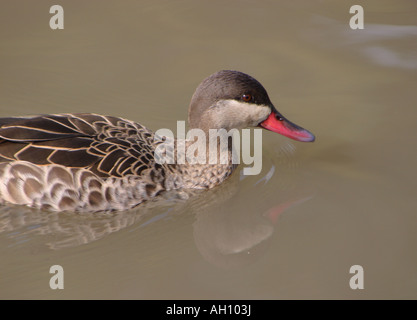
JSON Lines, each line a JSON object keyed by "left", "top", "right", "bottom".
{"left": 0, "top": 0, "right": 416, "bottom": 299}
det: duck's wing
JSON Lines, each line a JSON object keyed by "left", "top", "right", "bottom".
{"left": 0, "top": 113, "right": 158, "bottom": 177}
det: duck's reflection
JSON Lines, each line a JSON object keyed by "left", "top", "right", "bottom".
{"left": 0, "top": 159, "right": 314, "bottom": 267}
{"left": 192, "top": 177, "right": 313, "bottom": 269}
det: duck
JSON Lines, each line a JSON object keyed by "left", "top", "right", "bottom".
{"left": 0, "top": 70, "right": 315, "bottom": 212}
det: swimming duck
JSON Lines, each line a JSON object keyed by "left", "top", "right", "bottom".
{"left": 0, "top": 70, "right": 314, "bottom": 212}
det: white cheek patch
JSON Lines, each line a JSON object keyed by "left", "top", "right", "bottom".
{"left": 208, "top": 99, "right": 271, "bottom": 130}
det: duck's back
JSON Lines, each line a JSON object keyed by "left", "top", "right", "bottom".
{"left": 0, "top": 113, "right": 167, "bottom": 212}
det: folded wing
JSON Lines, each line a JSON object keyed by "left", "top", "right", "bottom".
{"left": 0, "top": 113, "right": 157, "bottom": 177}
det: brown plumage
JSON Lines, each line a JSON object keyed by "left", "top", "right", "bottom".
{"left": 0, "top": 113, "right": 172, "bottom": 211}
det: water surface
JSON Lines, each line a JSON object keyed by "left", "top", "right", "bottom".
{"left": 0, "top": 0, "right": 416, "bottom": 299}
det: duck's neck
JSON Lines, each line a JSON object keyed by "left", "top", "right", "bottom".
{"left": 169, "top": 136, "right": 238, "bottom": 189}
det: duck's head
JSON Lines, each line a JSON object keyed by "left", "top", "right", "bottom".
{"left": 188, "top": 70, "right": 315, "bottom": 142}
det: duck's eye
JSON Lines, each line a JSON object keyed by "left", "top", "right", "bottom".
{"left": 242, "top": 94, "right": 253, "bottom": 102}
